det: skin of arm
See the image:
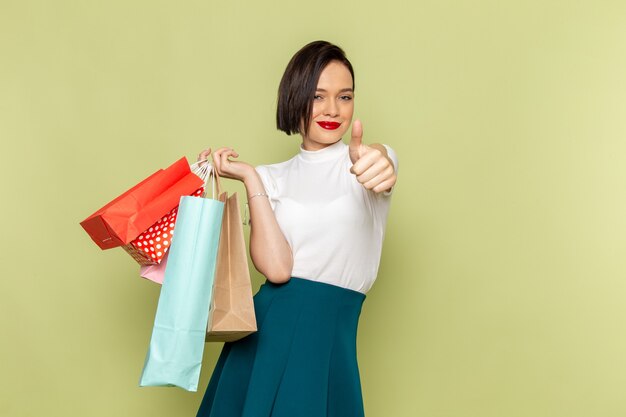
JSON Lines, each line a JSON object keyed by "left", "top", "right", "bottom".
{"left": 198, "top": 130, "right": 395, "bottom": 282}
{"left": 199, "top": 147, "right": 293, "bottom": 284}
{"left": 243, "top": 170, "right": 293, "bottom": 283}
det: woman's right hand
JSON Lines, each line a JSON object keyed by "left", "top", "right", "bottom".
{"left": 208, "top": 147, "right": 256, "bottom": 183}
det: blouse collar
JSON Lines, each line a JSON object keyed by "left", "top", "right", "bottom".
{"left": 298, "top": 139, "right": 347, "bottom": 163}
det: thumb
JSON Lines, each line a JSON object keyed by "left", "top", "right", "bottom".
{"left": 349, "top": 119, "right": 363, "bottom": 163}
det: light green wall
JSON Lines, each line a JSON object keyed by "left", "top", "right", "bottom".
{"left": 2, "top": 1, "right": 626, "bottom": 416}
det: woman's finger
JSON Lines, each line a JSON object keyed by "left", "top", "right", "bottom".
{"left": 220, "top": 149, "right": 238, "bottom": 173}
{"left": 197, "top": 148, "right": 211, "bottom": 161}
{"left": 211, "top": 150, "right": 223, "bottom": 173}
{"left": 350, "top": 147, "right": 381, "bottom": 176}
{"left": 356, "top": 158, "right": 388, "bottom": 184}
{"left": 205, "top": 147, "right": 243, "bottom": 179}
{"left": 372, "top": 175, "right": 397, "bottom": 193}
{"left": 209, "top": 148, "right": 233, "bottom": 176}
{"left": 363, "top": 166, "right": 395, "bottom": 190}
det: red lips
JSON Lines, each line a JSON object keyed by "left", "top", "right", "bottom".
{"left": 316, "top": 121, "right": 341, "bottom": 130}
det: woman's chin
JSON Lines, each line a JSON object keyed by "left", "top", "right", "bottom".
{"left": 319, "top": 127, "right": 350, "bottom": 141}
{"left": 302, "top": 137, "right": 340, "bottom": 150}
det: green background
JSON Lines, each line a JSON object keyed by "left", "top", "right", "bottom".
{"left": 2, "top": 1, "right": 626, "bottom": 416}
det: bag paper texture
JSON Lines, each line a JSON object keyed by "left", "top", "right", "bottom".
{"left": 206, "top": 192, "right": 257, "bottom": 342}
{"left": 80, "top": 157, "right": 203, "bottom": 249}
{"left": 139, "top": 191, "right": 224, "bottom": 391}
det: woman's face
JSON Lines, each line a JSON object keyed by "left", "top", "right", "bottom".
{"left": 301, "top": 60, "right": 354, "bottom": 151}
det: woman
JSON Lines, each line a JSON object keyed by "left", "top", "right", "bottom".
{"left": 196, "top": 40, "right": 398, "bottom": 417}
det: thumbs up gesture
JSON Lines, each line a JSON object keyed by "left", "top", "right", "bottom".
{"left": 349, "top": 120, "right": 397, "bottom": 193}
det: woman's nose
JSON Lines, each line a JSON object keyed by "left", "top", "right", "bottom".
{"left": 324, "top": 100, "right": 339, "bottom": 117}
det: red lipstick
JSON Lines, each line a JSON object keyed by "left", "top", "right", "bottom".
{"left": 317, "top": 121, "right": 341, "bottom": 130}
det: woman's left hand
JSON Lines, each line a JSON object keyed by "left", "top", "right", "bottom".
{"left": 196, "top": 147, "right": 256, "bottom": 183}
{"left": 348, "top": 120, "right": 397, "bottom": 193}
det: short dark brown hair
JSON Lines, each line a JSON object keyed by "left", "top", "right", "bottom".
{"left": 276, "top": 40, "right": 355, "bottom": 136}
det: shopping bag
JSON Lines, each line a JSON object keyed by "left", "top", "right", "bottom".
{"left": 138, "top": 188, "right": 257, "bottom": 336}
{"left": 124, "top": 187, "right": 204, "bottom": 265}
{"left": 126, "top": 162, "right": 210, "bottom": 265}
{"left": 135, "top": 161, "right": 216, "bottom": 278}
{"left": 139, "top": 251, "right": 169, "bottom": 284}
{"left": 139, "top": 163, "right": 224, "bottom": 391}
{"left": 80, "top": 157, "right": 204, "bottom": 249}
{"left": 206, "top": 192, "right": 257, "bottom": 342}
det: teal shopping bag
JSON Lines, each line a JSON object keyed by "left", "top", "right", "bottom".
{"left": 139, "top": 163, "right": 224, "bottom": 391}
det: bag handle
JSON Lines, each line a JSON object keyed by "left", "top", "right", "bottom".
{"left": 191, "top": 159, "right": 222, "bottom": 200}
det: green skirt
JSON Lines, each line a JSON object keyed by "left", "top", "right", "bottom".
{"left": 197, "top": 277, "right": 367, "bottom": 417}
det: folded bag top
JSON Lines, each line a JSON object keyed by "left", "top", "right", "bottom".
{"left": 80, "top": 157, "right": 204, "bottom": 249}
{"left": 126, "top": 161, "right": 211, "bottom": 266}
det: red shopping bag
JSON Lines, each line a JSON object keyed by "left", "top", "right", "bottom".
{"left": 124, "top": 187, "right": 204, "bottom": 265}
{"left": 80, "top": 157, "right": 204, "bottom": 250}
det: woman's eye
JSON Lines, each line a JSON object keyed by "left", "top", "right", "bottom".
{"left": 313, "top": 95, "right": 323, "bottom": 100}
{"left": 340, "top": 95, "right": 353, "bottom": 101}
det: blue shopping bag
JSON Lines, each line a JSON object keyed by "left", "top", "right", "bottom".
{"left": 139, "top": 163, "right": 224, "bottom": 391}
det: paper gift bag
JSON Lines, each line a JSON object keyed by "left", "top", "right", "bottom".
{"left": 126, "top": 161, "right": 211, "bottom": 265}
{"left": 139, "top": 164, "right": 224, "bottom": 391}
{"left": 139, "top": 251, "right": 169, "bottom": 284}
{"left": 206, "top": 192, "right": 257, "bottom": 342}
{"left": 137, "top": 163, "right": 232, "bottom": 284}
{"left": 124, "top": 187, "right": 204, "bottom": 265}
{"left": 80, "top": 157, "right": 204, "bottom": 249}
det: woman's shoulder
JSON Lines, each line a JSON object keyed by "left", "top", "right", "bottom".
{"left": 255, "top": 154, "right": 298, "bottom": 176}
{"left": 254, "top": 155, "right": 299, "bottom": 196}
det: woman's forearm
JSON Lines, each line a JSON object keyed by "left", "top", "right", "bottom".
{"left": 243, "top": 171, "right": 293, "bottom": 283}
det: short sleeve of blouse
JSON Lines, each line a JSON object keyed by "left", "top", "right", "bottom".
{"left": 254, "top": 165, "right": 277, "bottom": 211}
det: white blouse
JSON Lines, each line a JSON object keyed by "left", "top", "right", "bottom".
{"left": 255, "top": 139, "right": 398, "bottom": 294}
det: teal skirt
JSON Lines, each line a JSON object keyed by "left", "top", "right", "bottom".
{"left": 197, "top": 277, "right": 367, "bottom": 417}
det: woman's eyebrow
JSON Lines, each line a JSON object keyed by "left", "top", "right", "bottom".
{"left": 316, "top": 88, "right": 354, "bottom": 93}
